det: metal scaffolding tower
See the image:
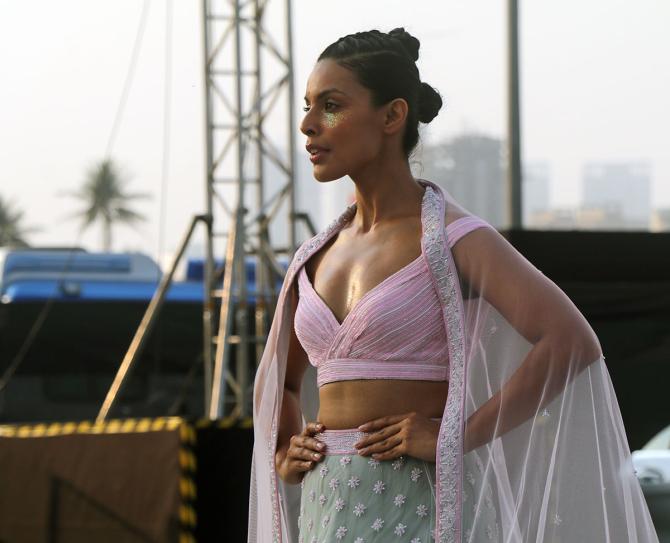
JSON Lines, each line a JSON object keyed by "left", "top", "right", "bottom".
{"left": 201, "top": 0, "right": 299, "bottom": 420}
{"left": 202, "top": 0, "right": 299, "bottom": 420}
{"left": 97, "top": 0, "right": 301, "bottom": 424}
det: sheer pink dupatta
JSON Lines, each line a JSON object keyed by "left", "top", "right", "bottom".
{"left": 439, "top": 182, "right": 658, "bottom": 542}
{"left": 247, "top": 258, "right": 300, "bottom": 543}
{"left": 248, "top": 179, "right": 659, "bottom": 542}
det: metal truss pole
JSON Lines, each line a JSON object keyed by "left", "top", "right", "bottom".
{"left": 202, "top": 0, "right": 298, "bottom": 420}
{"left": 286, "top": 0, "right": 297, "bottom": 254}
{"left": 201, "top": 0, "right": 216, "bottom": 416}
{"left": 507, "top": 0, "right": 523, "bottom": 229}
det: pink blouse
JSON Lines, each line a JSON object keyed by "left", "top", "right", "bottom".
{"left": 294, "top": 216, "right": 490, "bottom": 387}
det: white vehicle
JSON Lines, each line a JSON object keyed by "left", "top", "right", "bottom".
{"left": 633, "top": 425, "right": 670, "bottom": 541}
{"left": 633, "top": 425, "right": 670, "bottom": 485}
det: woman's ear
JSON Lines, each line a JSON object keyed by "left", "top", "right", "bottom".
{"left": 383, "top": 98, "right": 408, "bottom": 135}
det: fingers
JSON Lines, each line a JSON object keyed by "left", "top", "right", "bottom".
{"left": 302, "top": 421, "right": 325, "bottom": 436}
{"left": 277, "top": 422, "right": 327, "bottom": 482}
{"left": 369, "top": 443, "right": 405, "bottom": 461}
{"left": 357, "top": 412, "right": 413, "bottom": 432}
{"left": 288, "top": 433, "right": 326, "bottom": 466}
{"left": 286, "top": 451, "right": 317, "bottom": 473}
{"left": 357, "top": 433, "right": 403, "bottom": 456}
{"left": 293, "top": 459, "right": 315, "bottom": 472}
{"left": 295, "top": 428, "right": 327, "bottom": 453}
{"left": 294, "top": 421, "right": 327, "bottom": 460}
{"left": 302, "top": 435, "right": 327, "bottom": 453}
{"left": 354, "top": 422, "right": 403, "bottom": 450}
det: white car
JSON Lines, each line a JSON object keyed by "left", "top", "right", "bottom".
{"left": 632, "top": 424, "right": 670, "bottom": 541}
{"left": 633, "top": 425, "right": 670, "bottom": 485}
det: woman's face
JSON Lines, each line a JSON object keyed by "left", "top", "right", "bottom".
{"left": 300, "top": 59, "right": 387, "bottom": 182}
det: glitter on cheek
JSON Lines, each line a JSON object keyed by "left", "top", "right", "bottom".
{"left": 324, "top": 111, "right": 345, "bottom": 128}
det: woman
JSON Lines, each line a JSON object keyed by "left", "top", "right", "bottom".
{"left": 248, "top": 28, "right": 658, "bottom": 542}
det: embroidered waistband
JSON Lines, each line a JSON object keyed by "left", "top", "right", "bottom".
{"left": 314, "top": 429, "right": 367, "bottom": 455}
{"left": 314, "top": 418, "right": 443, "bottom": 456}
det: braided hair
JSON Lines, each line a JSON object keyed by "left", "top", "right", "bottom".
{"left": 318, "top": 27, "right": 443, "bottom": 158}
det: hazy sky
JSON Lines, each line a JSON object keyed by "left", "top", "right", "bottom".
{"left": 1, "top": 0, "right": 668, "bottom": 259}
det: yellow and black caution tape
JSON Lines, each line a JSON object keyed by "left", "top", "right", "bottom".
{"left": 174, "top": 416, "right": 251, "bottom": 542}
{"left": 191, "top": 416, "right": 253, "bottom": 430}
{"left": 0, "top": 416, "right": 184, "bottom": 438}
{"left": 178, "top": 420, "right": 198, "bottom": 542}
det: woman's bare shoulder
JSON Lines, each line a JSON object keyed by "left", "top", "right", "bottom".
{"left": 442, "top": 196, "right": 471, "bottom": 227}
{"left": 438, "top": 189, "right": 493, "bottom": 226}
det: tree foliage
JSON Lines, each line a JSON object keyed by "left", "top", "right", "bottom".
{"left": 63, "top": 159, "right": 151, "bottom": 251}
{"left": 0, "top": 196, "right": 35, "bottom": 247}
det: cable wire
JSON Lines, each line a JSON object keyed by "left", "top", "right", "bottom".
{"left": 157, "top": 0, "right": 173, "bottom": 272}
{"left": 105, "top": 0, "right": 152, "bottom": 159}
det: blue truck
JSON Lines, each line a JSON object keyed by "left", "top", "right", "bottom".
{"left": 0, "top": 247, "right": 287, "bottom": 423}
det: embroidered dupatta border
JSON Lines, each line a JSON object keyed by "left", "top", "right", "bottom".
{"left": 420, "top": 180, "right": 467, "bottom": 543}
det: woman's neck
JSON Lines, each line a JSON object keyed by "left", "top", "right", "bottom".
{"left": 349, "top": 160, "right": 424, "bottom": 233}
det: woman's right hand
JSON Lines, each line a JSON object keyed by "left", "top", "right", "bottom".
{"left": 275, "top": 422, "right": 327, "bottom": 485}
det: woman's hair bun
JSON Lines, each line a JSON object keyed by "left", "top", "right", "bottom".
{"left": 317, "top": 27, "right": 445, "bottom": 153}
{"left": 388, "top": 27, "right": 420, "bottom": 62}
{"left": 418, "top": 82, "right": 443, "bottom": 124}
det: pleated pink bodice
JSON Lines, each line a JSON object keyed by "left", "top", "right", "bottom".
{"left": 294, "top": 215, "right": 489, "bottom": 387}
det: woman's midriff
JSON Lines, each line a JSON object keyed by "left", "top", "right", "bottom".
{"left": 316, "top": 379, "right": 449, "bottom": 429}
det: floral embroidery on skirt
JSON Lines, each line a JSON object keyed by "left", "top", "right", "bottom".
{"left": 298, "top": 429, "right": 436, "bottom": 543}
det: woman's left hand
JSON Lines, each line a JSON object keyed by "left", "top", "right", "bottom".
{"left": 353, "top": 412, "right": 440, "bottom": 463}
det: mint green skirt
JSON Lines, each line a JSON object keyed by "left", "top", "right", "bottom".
{"left": 298, "top": 428, "right": 436, "bottom": 543}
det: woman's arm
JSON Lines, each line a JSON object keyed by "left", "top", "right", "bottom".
{"left": 451, "top": 226, "right": 603, "bottom": 452}
{"left": 276, "top": 284, "right": 308, "bottom": 452}
{"left": 274, "top": 283, "right": 326, "bottom": 483}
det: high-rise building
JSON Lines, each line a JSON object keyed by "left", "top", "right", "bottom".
{"left": 523, "top": 162, "right": 551, "bottom": 227}
{"left": 582, "top": 162, "right": 651, "bottom": 229}
{"left": 414, "top": 134, "right": 506, "bottom": 227}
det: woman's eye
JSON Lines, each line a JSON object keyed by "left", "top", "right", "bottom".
{"left": 302, "top": 102, "right": 337, "bottom": 113}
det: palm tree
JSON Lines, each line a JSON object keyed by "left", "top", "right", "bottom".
{"left": 0, "top": 195, "right": 35, "bottom": 247}
{"left": 63, "top": 159, "right": 151, "bottom": 251}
